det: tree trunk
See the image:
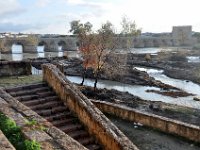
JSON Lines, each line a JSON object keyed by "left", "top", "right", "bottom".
{"left": 94, "top": 71, "right": 99, "bottom": 91}
{"left": 80, "top": 68, "right": 86, "bottom": 86}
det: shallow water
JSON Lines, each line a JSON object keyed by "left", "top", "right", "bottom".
{"left": 134, "top": 67, "right": 200, "bottom": 96}
{"left": 187, "top": 56, "right": 200, "bottom": 63}
{"left": 67, "top": 76, "right": 200, "bottom": 109}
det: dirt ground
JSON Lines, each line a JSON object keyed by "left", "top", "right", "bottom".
{"left": 108, "top": 114, "right": 200, "bottom": 150}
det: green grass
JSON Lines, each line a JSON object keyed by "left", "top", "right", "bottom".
{"left": 0, "top": 75, "right": 42, "bottom": 88}
{"left": 0, "top": 112, "right": 41, "bottom": 150}
{"left": 25, "top": 119, "right": 47, "bottom": 131}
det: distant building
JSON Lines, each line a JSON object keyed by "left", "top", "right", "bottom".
{"left": 172, "top": 26, "right": 192, "bottom": 45}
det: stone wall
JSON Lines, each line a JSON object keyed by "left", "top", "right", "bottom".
{"left": 42, "top": 64, "right": 138, "bottom": 150}
{"left": 0, "top": 61, "right": 31, "bottom": 77}
{"left": 92, "top": 100, "right": 200, "bottom": 143}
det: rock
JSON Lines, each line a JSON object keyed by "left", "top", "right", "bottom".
{"left": 193, "top": 97, "right": 200, "bottom": 101}
{"left": 149, "top": 103, "right": 163, "bottom": 111}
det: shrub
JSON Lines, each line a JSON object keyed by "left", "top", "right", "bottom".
{"left": 0, "top": 112, "right": 41, "bottom": 150}
{"left": 24, "top": 140, "right": 41, "bottom": 150}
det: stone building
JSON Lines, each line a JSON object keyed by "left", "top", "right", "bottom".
{"left": 172, "top": 26, "right": 192, "bottom": 46}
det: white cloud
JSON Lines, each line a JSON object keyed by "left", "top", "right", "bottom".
{"left": 35, "top": 0, "right": 51, "bottom": 8}
{"left": 1, "top": 0, "right": 200, "bottom": 34}
{"left": 0, "top": 0, "right": 24, "bottom": 18}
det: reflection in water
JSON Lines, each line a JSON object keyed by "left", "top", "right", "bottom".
{"left": 66, "top": 76, "right": 200, "bottom": 109}
{"left": 12, "top": 44, "right": 23, "bottom": 61}
{"left": 2, "top": 45, "right": 70, "bottom": 61}
{"left": 12, "top": 53, "right": 23, "bottom": 61}
{"left": 134, "top": 67, "right": 200, "bottom": 96}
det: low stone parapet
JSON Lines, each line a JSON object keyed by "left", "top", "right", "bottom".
{"left": 0, "top": 61, "right": 31, "bottom": 77}
{"left": 92, "top": 100, "right": 200, "bottom": 143}
{"left": 42, "top": 64, "right": 138, "bottom": 150}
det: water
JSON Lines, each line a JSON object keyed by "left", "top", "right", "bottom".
{"left": 2, "top": 46, "right": 175, "bottom": 61}
{"left": 187, "top": 56, "right": 200, "bottom": 63}
{"left": 67, "top": 76, "right": 200, "bottom": 109}
{"left": 128, "top": 47, "right": 173, "bottom": 54}
{"left": 0, "top": 44, "right": 79, "bottom": 61}
{"left": 134, "top": 67, "right": 200, "bottom": 96}
{"left": 5, "top": 45, "right": 200, "bottom": 108}
{"left": 130, "top": 48, "right": 161, "bottom": 54}
{"left": 31, "top": 66, "right": 43, "bottom": 75}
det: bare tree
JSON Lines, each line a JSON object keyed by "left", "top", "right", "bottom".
{"left": 69, "top": 20, "right": 93, "bottom": 85}
{"left": 89, "top": 21, "right": 117, "bottom": 90}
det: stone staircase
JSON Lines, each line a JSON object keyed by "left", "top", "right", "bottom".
{"left": 6, "top": 83, "right": 102, "bottom": 150}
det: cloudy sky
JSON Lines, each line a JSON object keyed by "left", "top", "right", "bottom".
{"left": 0, "top": 0, "right": 200, "bottom": 34}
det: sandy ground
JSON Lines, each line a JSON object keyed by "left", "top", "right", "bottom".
{"left": 108, "top": 114, "right": 200, "bottom": 150}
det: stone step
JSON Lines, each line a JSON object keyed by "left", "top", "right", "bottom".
{"left": 36, "top": 91, "right": 56, "bottom": 97}
{"left": 35, "top": 106, "right": 67, "bottom": 116}
{"left": 5, "top": 82, "right": 47, "bottom": 92}
{"left": 30, "top": 101, "right": 64, "bottom": 110}
{"left": 36, "top": 109, "right": 52, "bottom": 116}
{"left": 22, "top": 96, "right": 59, "bottom": 106}
{"left": 67, "top": 130, "right": 89, "bottom": 139}
{"left": 44, "top": 112, "right": 73, "bottom": 122}
{"left": 51, "top": 106, "right": 67, "bottom": 113}
{"left": 77, "top": 137, "right": 95, "bottom": 146}
{"left": 59, "top": 124, "right": 83, "bottom": 133}
{"left": 23, "top": 98, "right": 55, "bottom": 106}
{"left": 52, "top": 118, "right": 77, "bottom": 127}
{"left": 16, "top": 94, "right": 39, "bottom": 101}
{"left": 44, "top": 96, "right": 59, "bottom": 102}
{"left": 9, "top": 87, "right": 50, "bottom": 97}
{"left": 86, "top": 144, "right": 102, "bottom": 150}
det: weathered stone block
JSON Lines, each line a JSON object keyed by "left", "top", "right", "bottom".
{"left": 135, "top": 113, "right": 151, "bottom": 125}
{"left": 23, "top": 130, "right": 52, "bottom": 142}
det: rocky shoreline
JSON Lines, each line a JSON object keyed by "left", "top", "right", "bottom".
{"left": 62, "top": 57, "right": 192, "bottom": 98}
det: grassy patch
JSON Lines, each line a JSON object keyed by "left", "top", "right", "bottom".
{"left": 0, "top": 112, "right": 41, "bottom": 150}
{"left": 0, "top": 75, "right": 42, "bottom": 88}
{"left": 25, "top": 119, "right": 47, "bottom": 131}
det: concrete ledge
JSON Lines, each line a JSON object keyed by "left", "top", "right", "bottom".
{"left": 92, "top": 100, "right": 200, "bottom": 143}
{"left": 42, "top": 64, "right": 138, "bottom": 150}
